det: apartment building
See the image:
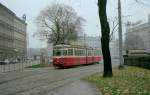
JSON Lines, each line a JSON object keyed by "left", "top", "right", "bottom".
{"left": 0, "top": 3, "right": 27, "bottom": 61}
{"left": 125, "top": 15, "right": 150, "bottom": 53}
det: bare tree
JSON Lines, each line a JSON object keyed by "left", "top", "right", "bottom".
{"left": 35, "top": 4, "right": 85, "bottom": 45}
{"left": 98, "top": 0, "right": 113, "bottom": 77}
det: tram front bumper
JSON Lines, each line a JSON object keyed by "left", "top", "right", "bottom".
{"left": 53, "top": 62, "right": 64, "bottom": 67}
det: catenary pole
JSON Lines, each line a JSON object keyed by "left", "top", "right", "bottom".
{"left": 118, "top": 0, "right": 124, "bottom": 68}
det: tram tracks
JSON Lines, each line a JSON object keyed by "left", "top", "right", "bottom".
{"left": 0, "top": 64, "right": 102, "bottom": 95}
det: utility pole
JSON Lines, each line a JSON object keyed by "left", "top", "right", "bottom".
{"left": 118, "top": 0, "right": 124, "bottom": 68}
{"left": 84, "top": 33, "right": 86, "bottom": 47}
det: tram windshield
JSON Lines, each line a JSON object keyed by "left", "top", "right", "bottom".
{"left": 53, "top": 46, "right": 62, "bottom": 56}
{"left": 53, "top": 48, "right": 74, "bottom": 56}
{"left": 53, "top": 49, "right": 61, "bottom": 56}
{"left": 53, "top": 45, "right": 73, "bottom": 56}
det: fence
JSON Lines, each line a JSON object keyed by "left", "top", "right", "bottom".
{"left": 0, "top": 59, "right": 40, "bottom": 73}
{"left": 124, "top": 55, "right": 150, "bottom": 69}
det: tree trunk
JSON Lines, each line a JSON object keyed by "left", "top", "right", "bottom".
{"left": 98, "top": 0, "right": 113, "bottom": 77}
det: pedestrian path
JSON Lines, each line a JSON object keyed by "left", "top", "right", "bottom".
{"left": 45, "top": 80, "right": 100, "bottom": 95}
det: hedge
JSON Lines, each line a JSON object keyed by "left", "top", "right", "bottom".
{"left": 124, "top": 55, "right": 150, "bottom": 69}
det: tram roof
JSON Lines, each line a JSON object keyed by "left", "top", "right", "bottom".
{"left": 54, "top": 44, "right": 99, "bottom": 49}
{"left": 54, "top": 44, "right": 70, "bottom": 47}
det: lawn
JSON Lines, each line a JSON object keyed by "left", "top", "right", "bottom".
{"left": 26, "top": 63, "right": 52, "bottom": 68}
{"left": 84, "top": 66, "right": 150, "bottom": 95}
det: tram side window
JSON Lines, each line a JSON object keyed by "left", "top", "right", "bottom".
{"left": 93, "top": 50, "right": 95, "bottom": 56}
{"left": 75, "top": 49, "right": 78, "bottom": 56}
{"left": 96, "top": 50, "right": 101, "bottom": 56}
{"left": 94, "top": 50, "right": 97, "bottom": 56}
{"left": 96, "top": 50, "right": 99, "bottom": 56}
{"left": 78, "top": 50, "right": 81, "bottom": 56}
{"left": 91, "top": 50, "right": 93, "bottom": 56}
{"left": 68, "top": 48, "right": 73, "bottom": 56}
{"left": 87, "top": 50, "right": 89, "bottom": 56}
{"left": 62, "top": 50, "right": 67, "bottom": 56}
{"left": 81, "top": 49, "right": 84, "bottom": 56}
{"left": 74, "top": 49, "right": 85, "bottom": 56}
{"left": 83, "top": 50, "right": 86, "bottom": 56}
{"left": 98, "top": 50, "right": 100, "bottom": 56}
{"left": 80, "top": 49, "right": 83, "bottom": 56}
{"left": 99, "top": 50, "right": 102, "bottom": 55}
{"left": 75, "top": 49, "right": 79, "bottom": 56}
{"left": 88, "top": 50, "right": 91, "bottom": 56}
{"left": 95, "top": 50, "right": 97, "bottom": 56}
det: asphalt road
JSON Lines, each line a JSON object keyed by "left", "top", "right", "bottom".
{"left": 0, "top": 62, "right": 119, "bottom": 95}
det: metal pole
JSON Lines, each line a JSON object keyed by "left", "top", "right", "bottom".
{"left": 8, "top": 58, "right": 10, "bottom": 72}
{"left": 84, "top": 33, "right": 86, "bottom": 47}
{"left": 0, "top": 53, "right": 3, "bottom": 73}
{"left": 0, "top": 60, "right": 3, "bottom": 72}
{"left": 22, "top": 56, "right": 23, "bottom": 71}
{"left": 3, "top": 54, "right": 6, "bottom": 72}
{"left": 14, "top": 53, "right": 16, "bottom": 71}
{"left": 118, "top": 0, "right": 124, "bottom": 68}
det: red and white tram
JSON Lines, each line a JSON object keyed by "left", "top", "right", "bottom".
{"left": 53, "top": 44, "right": 102, "bottom": 68}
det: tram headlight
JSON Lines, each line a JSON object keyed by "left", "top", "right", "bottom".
{"left": 56, "top": 58, "right": 60, "bottom": 62}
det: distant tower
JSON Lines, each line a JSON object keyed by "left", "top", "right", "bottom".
{"left": 22, "top": 14, "right": 26, "bottom": 22}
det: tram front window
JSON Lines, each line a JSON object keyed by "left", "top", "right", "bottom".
{"left": 54, "top": 50, "right": 61, "bottom": 56}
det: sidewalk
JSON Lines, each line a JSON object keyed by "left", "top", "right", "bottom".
{"left": 45, "top": 80, "right": 100, "bottom": 95}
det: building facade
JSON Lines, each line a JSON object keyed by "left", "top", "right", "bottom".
{"left": 84, "top": 36, "right": 101, "bottom": 48}
{"left": 0, "top": 3, "right": 27, "bottom": 61}
{"left": 125, "top": 15, "right": 150, "bottom": 53}
{"left": 75, "top": 35, "right": 101, "bottom": 48}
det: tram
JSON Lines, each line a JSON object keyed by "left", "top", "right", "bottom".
{"left": 53, "top": 44, "right": 102, "bottom": 68}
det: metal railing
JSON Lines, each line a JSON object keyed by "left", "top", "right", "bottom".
{"left": 0, "top": 59, "right": 40, "bottom": 73}
{"left": 124, "top": 55, "right": 150, "bottom": 69}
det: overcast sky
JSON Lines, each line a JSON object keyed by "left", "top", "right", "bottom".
{"left": 0, "top": 0, "right": 150, "bottom": 48}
